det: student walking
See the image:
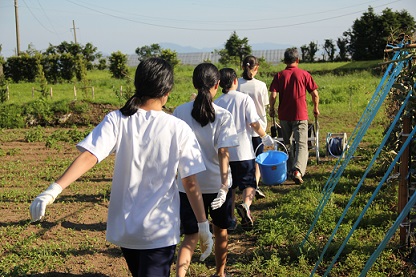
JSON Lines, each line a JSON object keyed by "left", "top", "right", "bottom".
{"left": 174, "top": 63, "right": 238, "bottom": 277}
{"left": 237, "top": 55, "right": 269, "bottom": 199}
{"left": 269, "top": 47, "right": 320, "bottom": 184}
{"left": 29, "top": 58, "right": 213, "bottom": 277}
{"left": 215, "top": 68, "right": 274, "bottom": 231}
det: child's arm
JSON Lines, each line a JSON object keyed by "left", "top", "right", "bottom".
{"left": 182, "top": 174, "right": 213, "bottom": 261}
{"left": 30, "top": 151, "right": 98, "bottom": 222}
{"left": 55, "top": 151, "right": 98, "bottom": 189}
{"left": 211, "top": 147, "right": 229, "bottom": 210}
{"left": 182, "top": 175, "right": 207, "bottom": 223}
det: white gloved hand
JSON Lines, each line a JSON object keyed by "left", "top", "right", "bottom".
{"left": 211, "top": 188, "right": 227, "bottom": 210}
{"left": 197, "top": 220, "right": 213, "bottom": 261}
{"left": 261, "top": 134, "right": 274, "bottom": 147}
{"left": 30, "top": 182, "right": 62, "bottom": 222}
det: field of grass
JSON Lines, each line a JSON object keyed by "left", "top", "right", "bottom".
{"left": 1, "top": 60, "right": 415, "bottom": 276}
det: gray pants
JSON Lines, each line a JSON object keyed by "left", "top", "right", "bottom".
{"left": 280, "top": 120, "right": 309, "bottom": 176}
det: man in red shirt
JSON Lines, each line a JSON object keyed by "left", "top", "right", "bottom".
{"left": 269, "top": 47, "right": 320, "bottom": 184}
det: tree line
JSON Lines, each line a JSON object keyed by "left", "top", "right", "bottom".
{"left": 0, "top": 6, "right": 414, "bottom": 86}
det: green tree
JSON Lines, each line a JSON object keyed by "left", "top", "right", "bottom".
{"left": 0, "top": 45, "right": 7, "bottom": 103}
{"left": 97, "top": 58, "right": 107, "bottom": 70}
{"left": 0, "top": 44, "right": 4, "bottom": 77}
{"left": 345, "top": 7, "right": 415, "bottom": 60}
{"left": 219, "top": 31, "right": 252, "bottom": 66}
{"left": 45, "top": 41, "right": 100, "bottom": 70}
{"left": 300, "top": 45, "right": 309, "bottom": 62}
{"left": 134, "top": 44, "right": 180, "bottom": 67}
{"left": 308, "top": 41, "right": 318, "bottom": 62}
{"left": 337, "top": 37, "right": 349, "bottom": 61}
{"left": 109, "top": 51, "right": 129, "bottom": 79}
{"left": 160, "top": 49, "right": 180, "bottom": 68}
{"left": 35, "top": 54, "right": 49, "bottom": 98}
{"left": 323, "top": 39, "right": 336, "bottom": 61}
{"left": 135, "top": 44, "right": 162, "bottom": 62}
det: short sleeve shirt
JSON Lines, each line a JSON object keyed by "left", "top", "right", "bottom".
{"left": 269, "top": 66, "right": 318, "bottom": 121}
{"left": 238, "top": 77, "right": 269, "bottom": 136}
{"left": 76, "top": 109, "right": 206, "bottom": 249}
{"left": 173, "top": 101, "right": 239, "bottom": 193}
{"left": 214, "top": 90, "right": 260, "bottom": 161}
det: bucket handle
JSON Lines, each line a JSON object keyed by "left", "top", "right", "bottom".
{"left": 255, "top": 139, "right": 288, "bottom": 156}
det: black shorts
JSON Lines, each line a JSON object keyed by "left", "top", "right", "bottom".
{"left": 252, "top": 136, "right": 263, "bottom": 156}
{"left": 229, "top": 159, "right": 257, "bottom": 191}
{"left": 179, "top": 190, "right": 233, "bottom": 233}
{"left": 121, "top": 245, "right": 176, "bottom": 277}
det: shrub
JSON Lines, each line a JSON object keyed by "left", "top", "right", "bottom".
{"left": 108, "top": 51, "right": 129, "bottom": 79}
{"left": 0, "top": 103, "right": 25, "bottom": 128}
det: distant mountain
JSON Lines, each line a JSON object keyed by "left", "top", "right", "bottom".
{"left": 159, "top": 42, "right": 292, "bottom": 53}
{"left": 159, "top": 42, "right": 219, "bottom": 53}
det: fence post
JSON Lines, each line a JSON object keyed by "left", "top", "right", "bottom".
{"left": 399, "top": 116, "right": 411, "bottom": 245}
{"left": 6, "top": 85, "right": 9, "bottom": 101}
{"left": 92, "top": 86, "right": 95, "bottom": 99}
{"left": 50, "top": 87, "right": 53, "bottom": 98}
{"left": 74, "top": 86, "right": 77, "bottom": 100}
{"left": 120, "top": 85, "right": 123, "bottom": 97}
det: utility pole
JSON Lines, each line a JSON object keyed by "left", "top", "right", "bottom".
{"left": 71, "top": 20, "right": 78, "bottom": 44}
{"left": 14, "top": 0, "right": 21, "bottom": 56}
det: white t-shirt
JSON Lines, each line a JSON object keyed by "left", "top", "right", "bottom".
{"left": 173, "top": 101, "right": 239, "bottom": 193}
{"left": 76, "top": 109, "right": 206, "bottom": 250}
{"left": 214, "top": 90, "right": 260, "bottom": 161}
{"left": 237, "top": 77, "right": 269, "bottom": 137}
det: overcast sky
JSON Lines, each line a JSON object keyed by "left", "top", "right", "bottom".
{"left": 1, "top": 0, "right": 415, "bottom": 57}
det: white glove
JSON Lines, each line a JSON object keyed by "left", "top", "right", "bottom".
{"left": 30, "top": 182, "right": 62, "bottom": 222}
{"left": 261, "top": 134, "right": 274, "bottom": 147}
{"left": 211, "top": 188, "right": 227, "bottom": 210}
{"left": 197, "top": 220, "right": 213, "bottom": 261}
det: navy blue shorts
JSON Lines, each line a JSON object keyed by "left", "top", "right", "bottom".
{"left": 121, "top": 245, "right": 176, "bottom": 277}
{"left": 252, "top": 136, "right": 263, "bottom": 156}
{"left": 179, "top": 190, "right": 233, "bottom": 233}
{"left": 229, "top": 159, "right": 257, "bottom": 191}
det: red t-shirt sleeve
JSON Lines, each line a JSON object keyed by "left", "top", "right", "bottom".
{"left": 269, "top": 73, "right": 279, "bottom": 92}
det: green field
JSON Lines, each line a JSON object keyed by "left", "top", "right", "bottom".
{"left": 1, "top": 60, "right": 415, "bottom": 276}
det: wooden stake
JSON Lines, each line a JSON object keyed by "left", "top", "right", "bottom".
{"left": 74, "top": 86, "right": 77, "bottom": 99}
{"left": 399, "top": 116, "right": 411, "bottom": 245}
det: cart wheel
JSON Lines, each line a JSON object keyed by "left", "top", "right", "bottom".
{"left": 315, "top": 117, "right": 320, "bottom": 164}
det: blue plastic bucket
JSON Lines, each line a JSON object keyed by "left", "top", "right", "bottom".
{"left": 255, "top": 150, "right": 288, "bottom": 185}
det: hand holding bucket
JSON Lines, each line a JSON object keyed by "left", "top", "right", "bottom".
{"left": 255, "top": 140, "right": 288, "bottom": 186}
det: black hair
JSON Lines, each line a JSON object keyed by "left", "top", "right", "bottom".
{"left": 242, "top": 55, "right": 258, "bottom": 80}
{"left": 191, "top": 63, "right": 219, "bottom": 127}
{"left": 219, "top": 68, "right": 237, "bottom": 94}
{"left": 284, "top": 47, "right": 299, "bottom": 64}
{"left": 120, "top": 57, "right": 173, "bottom": 116}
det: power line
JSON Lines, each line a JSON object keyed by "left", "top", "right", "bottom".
{"left": 21, "top": 0, "right": 58, "bottom": 34}
{"left": 62, "top": 0, "right": 402, "bottom": 31}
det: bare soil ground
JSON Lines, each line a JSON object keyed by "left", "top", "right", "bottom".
{"left": 1, "top": 126, "right": 315, "bottom": 277}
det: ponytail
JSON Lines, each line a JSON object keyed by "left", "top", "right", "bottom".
{"left": 192, "top": 89, "right": 215, "bottom": 127}
{"left": 242, "top": 55, "right": 258, "bottom": 80}
{"left": 191, "top": 63, "right": 219, "bottom": 127}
